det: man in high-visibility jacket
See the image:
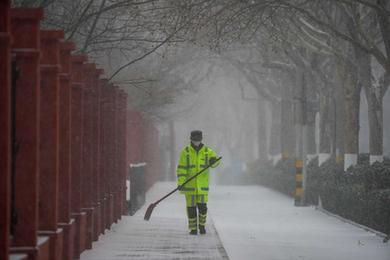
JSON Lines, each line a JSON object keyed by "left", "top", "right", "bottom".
{"left": 176, "top": 130, "right": 220, "bottom": 235}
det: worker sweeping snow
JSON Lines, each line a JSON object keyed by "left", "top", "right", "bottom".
{"left": 143, "top": 130, "right": 221, "bottom": 224}
{"left": 176, "top": 130, "right": 220, "bottom": 235}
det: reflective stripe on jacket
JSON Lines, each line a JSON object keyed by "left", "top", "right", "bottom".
{"left": 176, "top": 144, "right": 220, "bottom": 195}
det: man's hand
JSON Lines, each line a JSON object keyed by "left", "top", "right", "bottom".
{"left": 209, "top": 157, "right": 217, "bottom": 165}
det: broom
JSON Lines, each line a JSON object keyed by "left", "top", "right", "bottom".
{"left": 144, "top": 156, "right": 222, "bottom": 221}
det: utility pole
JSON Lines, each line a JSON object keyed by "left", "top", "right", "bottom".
{"left": 294, "top": 71, "right": 307, "bottom": 206}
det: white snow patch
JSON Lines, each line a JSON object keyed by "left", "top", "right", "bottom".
{"left": 344, "top": 153, "right": 358, "bottom": 171}
{"left": 370, "top": 155, "right": 384, "bottom": 165}
{"left": 318, "top": 153, "right": 330, "bottom": 166}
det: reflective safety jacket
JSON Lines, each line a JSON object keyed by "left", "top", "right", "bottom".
{"left": 176, "top": 144, "right": 220, "bottom": 195}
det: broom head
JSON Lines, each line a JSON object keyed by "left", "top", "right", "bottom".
{"left": 144, "top": 202, "right": 156, "bottom": 221}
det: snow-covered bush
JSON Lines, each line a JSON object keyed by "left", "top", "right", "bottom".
{"left": 308, "top": 156, "right": 390, "bottom": 235}
{"left": 257, "top": 158, "right": 295, "bottom": 196}
{"left": 259, "top": 156, "right": 390, "bottom": 234}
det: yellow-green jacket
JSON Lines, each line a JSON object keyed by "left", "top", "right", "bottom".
{"left": 176, "top": 144, "right": 220, "bottom": 195}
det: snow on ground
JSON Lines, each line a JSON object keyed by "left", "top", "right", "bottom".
{"left": 81, "top": 182, "right": 390, "bottom": 260}
{"left": 80, "top": 182, "right": 228, "bottom": 260}
{"left": 208, "top": 185, "right": 390, "bottom": 260}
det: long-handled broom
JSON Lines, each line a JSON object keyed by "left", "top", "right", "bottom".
{"left": 144, "top": 157, "right": 222, "bottom": 221}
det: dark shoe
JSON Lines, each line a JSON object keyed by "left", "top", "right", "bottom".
{"left": 189, "top": 230, "right": 197, "bottom": 235}
{"left": 199, "top": 225, "right": 206, "bottom": 235}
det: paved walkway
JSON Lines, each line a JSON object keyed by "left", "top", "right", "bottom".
{"left": 81, "top": 182, "right": 228, "bottom": 260}
{"left": 209, "top": 185, "right": 390, "bottom": 260}
{"left": 81, "top": 182, "right": 390, "bottom": 260}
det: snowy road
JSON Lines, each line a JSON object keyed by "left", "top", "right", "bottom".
{"left": 81, "top": 182, "right": 390, "bottom": 260}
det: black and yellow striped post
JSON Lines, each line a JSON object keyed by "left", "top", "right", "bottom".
{"left": 335, "top": 155, "right": 344, "bottom": 165}
{"left": 294, "top": 159, "right": 304, "bottom": 206}
{"left": 282, "top": 151, "right": 289, "bottom": 160}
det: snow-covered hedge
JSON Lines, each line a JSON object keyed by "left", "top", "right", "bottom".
{"left": 319, "top": 157, "right": 390, "bottom": 235}
{"left": 257, "top": 158, "right": 295, "bottom": 197}
{"left": 258, "top": 156, "right": 390, "bottom": 235}
{"left": 305, "top": 156, "right": 344, "bottom": 205}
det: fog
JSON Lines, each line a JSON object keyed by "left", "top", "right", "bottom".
{"left": 172, "top": 69, "right": 259, "bottom": 184}
{"left": 7, "top": 1, "right": 390, "bottom": 259}
{"left": 153, "top": 49, "right": 390, "bottom": 185}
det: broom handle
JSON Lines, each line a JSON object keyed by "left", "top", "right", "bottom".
{"left": 154, "top": 157, "right": 222, "bottom": 205}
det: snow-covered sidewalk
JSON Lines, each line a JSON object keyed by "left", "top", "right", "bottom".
{"left": 209, "top": 185, "right": 390, "bottom": 260}
{"left": 80, "top": 182, "right": 228, "bottom": 260}
{"left": 81, "top": 182, "right": 390, "bottom": 260}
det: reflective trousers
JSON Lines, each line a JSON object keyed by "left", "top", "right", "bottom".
{"left": 185, "top": 194, "right": 208, "bottom": 231}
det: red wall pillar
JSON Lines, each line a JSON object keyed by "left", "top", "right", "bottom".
{"left": 100, "top": 82, "right": 115, "bottom": 229}
{"left": 144, "top": 123, "right": 161, "bottom": 189}
{"left": 111, "top": 86, "right": 122, "bottom": 223}
{"left": 113, "top": 90, "right": 128, "bottom": 219}
{"left": 112, "top": 87, "right": 120, "bottom": 222}
{"left": 118, "top": 91, "right": 128, "bottom": 216}
{"left": 81, "top": 63, "right": 96, "bottom": 250}
{"left": 38, "top": 29, "right": 64, "bottom": 260}
{"left": 58, "top": 41, "right": 76, "bottom": 260}
{"left": 70, "top": 54, "right": 88, "bottom": 259}
{"left": 127, "top": 110, "right": 143, "bottom": 165}
{"left": 107, "top": 84, "right": 115, "bottom": 228}
{"left": 91, "top": 68, "right": 104, "bottom": 240}
{"left": 9, "top": 8, "right": 51, "bottom": 260}
{"left": 99, "top": 79, "right": 110, "bottom": 233}
{"left": 0, "top": 1, "right": 11, "bottom": 259}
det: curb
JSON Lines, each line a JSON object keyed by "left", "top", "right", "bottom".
{"left": 208, "top": 215, "right": 230, "bottom": 260}
{"left": 315, "top": 206, "right": 387, "bottom": 240}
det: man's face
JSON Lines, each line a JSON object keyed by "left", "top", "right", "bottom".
{"left": 191, "top": 140, "right": 201, "bottom": 146}
{"left": 190, "top": 130, "right": 202, "bottom": 146}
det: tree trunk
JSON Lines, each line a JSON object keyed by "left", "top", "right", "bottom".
{"left": 281, "top": 85, "right": 295, "bottom": 160}
{"left": 306, "top": 110, "right": 317, "bottom": 156}
{"left": 319, "top": 93, "right": 332, "bottom": 165}
{"left": 366, "top": 90, "right": 383, "bottom": 162}
{"left": 293, "top": 71, "right": 305, "bottom": 158}
{"left": 268, "top": 101, "right": 281, "bottom": 157}
{"left": 342, "top": 62, "right": 360, "bottom": 171}
{"left": 257, "top": 100, "right": 268, "bottom": 160}
{"left": 334, "top": 59, "right": 346, "bottom": 166}
{"left": 359, "top": 53, "right": 384, "bottom": 163}
{"left": 376, "top": 0, "right": 390, "bottom": 74}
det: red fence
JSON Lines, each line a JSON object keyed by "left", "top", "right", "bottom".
{"left": 127, "top": 111, "right": 162, "bottom": 192}
{"left": 0, "top": 1, "right": 12, "bottom": 260}
{"left": 0, "top": 2, "right": 162, "bottom": 260}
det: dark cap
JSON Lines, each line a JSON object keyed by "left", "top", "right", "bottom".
{"left": 190, "top": 130, "right": 202, "bottom": 141}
